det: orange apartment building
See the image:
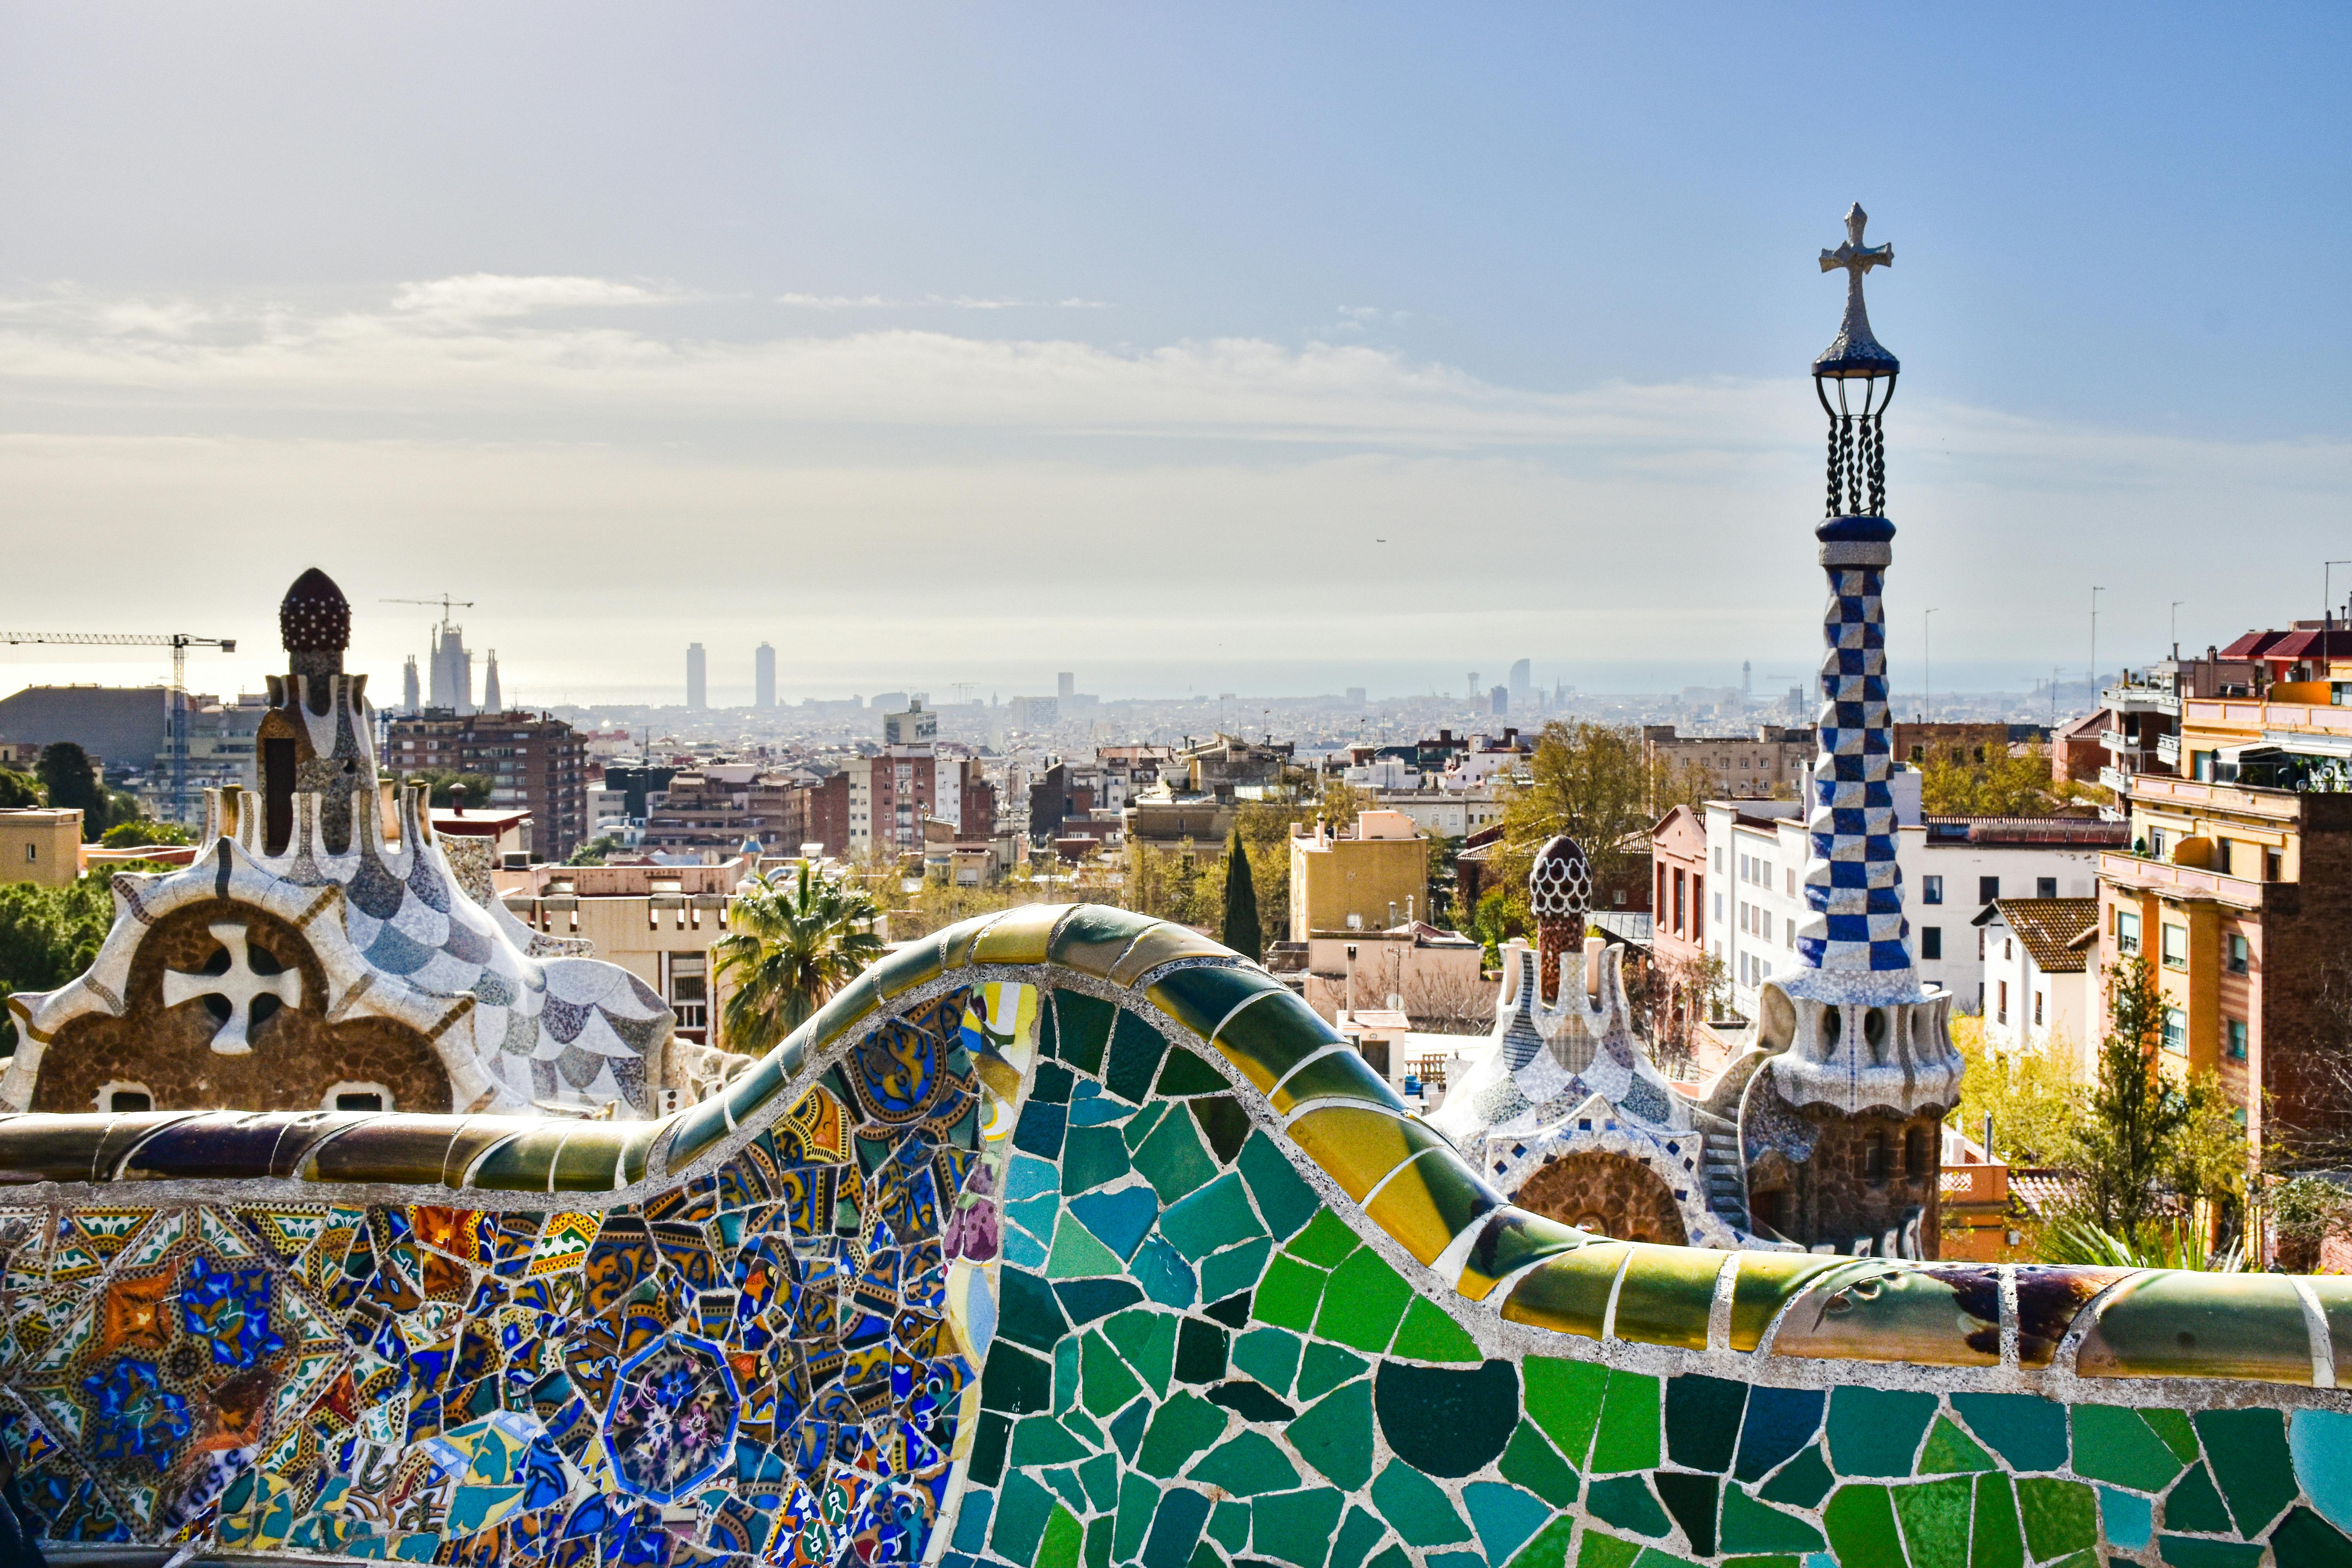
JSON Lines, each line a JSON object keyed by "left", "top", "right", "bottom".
{"left": 2094, "top": 663, "right": 2352, "bottom": 1161}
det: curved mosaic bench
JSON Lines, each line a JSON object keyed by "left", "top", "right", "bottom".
{"left": 1, "top": 902, "right": 2349, "bottom": 1568}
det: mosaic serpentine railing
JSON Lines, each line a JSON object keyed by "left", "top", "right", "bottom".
{"left": 2, "top": 903, "right": 2350, "bottom": 1568}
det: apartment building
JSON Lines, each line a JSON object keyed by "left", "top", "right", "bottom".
{"left": 1642, "top": 725, "right": 1813, "bottom": 798}
{"left": 2094, "top": 669, "right": 2352, "bottom": 1156}
{"left": 385, "top": 710, "right": 591, "bottom": 860}
{"left": 0, "top": 809, "right": 84, "bottom": 888}
{"left": 2073, "top": 647, "right": 2263, "bottom": 804}
{"left": 1696, "top": 779, "right": 2122, "bottom": 1028}
{"left": 824, "top": 747, "right": 994, "bottom": 859}
{"left": 642, "top": 769, "right": 811, "bottom": 857}
{"left": 1289, "top": 809, "right": 1428, "bottom": 941}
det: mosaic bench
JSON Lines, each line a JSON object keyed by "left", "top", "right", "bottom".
{"left": 0, "top": 902, "right": 2347, "bottom": 1568}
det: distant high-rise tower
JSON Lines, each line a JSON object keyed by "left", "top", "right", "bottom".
{"left": 1743, "top": 660, "right": 1753, "bottom": 700}
{"left": 1509, "top": 658, "right": 1532, "bottom": 696}
{"left": 429, "top": 622, "right": 474, "bottom": 715}
{"left": 755, "top": 643, "right": 776, "bottom": 709}
{"left": 483, "top": 651, "right": 502, "bottom": 712}
{"left": 402, "top": 656, "right": 421, "bottom": 715}
{"left": 687, "top": 644, "right": 708, "bottom": 710}
{"left": 1057, "top": 671, "right": 1075, "bottom": 701}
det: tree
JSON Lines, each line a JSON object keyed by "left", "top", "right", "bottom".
{"left": 1220, "top": 831, "right": 1262, "bottom": 962}
{"left": 1920, "top": 742, "right": 2103, "bottom": 817}
{"left": 1627, "top": 948, "right": 1730, "bottom": 1080}
{"left": 1947, "top": 1012, "right": 2083, "bottom": 1167}
{"left": 1494, "top": 722, "right": 1708, "bottom": 909}
{"left": 0, "top": 769, "right": 40, "bottom": 809}
{"left": 405, "top": 769, "right": 497, "bottom": 809}
{"left": 712, "top": 862, "right": 885, "bottom": 1055}
{"left": 2062, "top": 957, "right": 2200, "bottom": 1243}
{"left": 566, "top": 835, "right": 622, "bottom": 866}
{"left": 36, "top": 744, "right": 108, "bottom": 834}
{"left": 100, "top": 818, "right": 192, "bottom": 849}
{"left": 0, "top": 871, "right": 120, "bottom": 1049}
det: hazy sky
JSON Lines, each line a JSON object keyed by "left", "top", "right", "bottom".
{"left": 2, "top": 5, "right": 2347, "bottom": 706}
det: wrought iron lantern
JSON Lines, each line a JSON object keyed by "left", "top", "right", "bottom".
{"left": 1813, "top": 203, "right": 1898, "bottom": 519}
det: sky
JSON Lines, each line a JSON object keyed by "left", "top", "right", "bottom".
{"left": 1, "top": 4, "right": 2348, "bottom": 707}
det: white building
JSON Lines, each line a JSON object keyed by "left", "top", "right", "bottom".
{"left": 1701, "top": 780, "right": 2124, "bottom": 1023}
{"left": 1369, "top": 785, "right": 1503, "bottom": 840}
{"left": 1973, "top": 898, "right": 2098, "bottom": 1072}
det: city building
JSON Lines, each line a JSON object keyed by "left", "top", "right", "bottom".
{"left": 132, "top": 692, "right": 268, "bottom": 820}
{"left": 1641, "top": 723, "right": 1813, "bottom": 799}
{"left": 885, "top": 697, "right": 938, "bottom": 746}
{"left": 642, "top": 770, "right": 810, "bottom": 857}
{"left": 2074, "top": 646, "right": 2263, "bottom": 802}
{"left": 0, "top": 808, "right": 84, "bottom": 887}
{"left": 829, "top": 747, "right": 993, "bottom": 859}
{"left": 2093, "top": 661, "right": 2352, "bottom": 1157}
{"left": 0, "top": 685, "right": 171, "bottom": 775}
{"left": 687, "top": 643, "right": 708, "bottom": 710}
{"left": 1975, "top": 897, "right": 2098, "bottom": 1065}
{"left": 482, "top": 651, "right": 502, "bottom": 711}
{"left": 1288, "top": 808, "right": 1427, "bottom": 941}
{"left": 755, "top": 642, "right": 776, "bottom": 709}
{"left": 401, "top": 655, "right": 421, "bottom": 714}
{"left": 386, "top": 709, "right": 592, "bottom": 860}
{"left": 1293, "top": 921, "right": 1487, "bottom": 1031}
{"left": 1366, "top": 784, "right": 1503, "bottom": 841}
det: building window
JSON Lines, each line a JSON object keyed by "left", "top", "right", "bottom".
{"left": 1920, "top": 927, "right": 1942, "bottom": 960}
{"left": 2150, "top": 828, "right": 2167, "bottom": 859}
{"left": 2037, "top": 877, "right": 2058, "bottom": 899}
{"left": 21, "top": 844, "right": 32, "bottom": 863}
{"left": 1714, "top": 848, "right": 1724, "bottom": 873}
{"left": 98, "top": 1083, "right": 152, "bottom": 1114}
{"left": 2161, "top": 924, "right": 2188, "bottom": 969}
{"left": 1714, "top": 892, "right": 1723, "bottom": 925}
{"left": 2163, "top": 1007, "right": 2187, "bottom": 1056}
{"left": 2033, "top": 990, "right": 2044, "bottom": 1026}
{"left": 2227, "top": 934, "right": 2249, "bottom": 974}
{"left": 1922, "top": 875, "right": 1943, "bottom": 906}
{"left": 2227, "top": 1018, "right": 2248, "bottom": 1060}
{"left": 2266, "top": 848, "right": 2284, "bottom": 882}
{"left": 2193, "top": 750, "right": 2216, "bottom": 782}
{"left": 1996, "top": 981, "right": 2008, "bottom": 1025}
{"left": 1904, "top": 1125, "right": 1931, "bottom": 1180}
{"left": 1864, "top": 1130, "right": 1889, "bottom": 1183}
{"left": 2117, "top": 910, "right": 2141, "bottom": 955}
{"left": 1978, "top": 875, "right": 2000, "bottom": 905}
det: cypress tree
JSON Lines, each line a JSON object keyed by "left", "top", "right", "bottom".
{"left": 1221, "top": 831, "right": 1262, "bottom": 962}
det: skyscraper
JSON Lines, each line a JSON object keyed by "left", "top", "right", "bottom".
{"left": 1508, "top": 658, "right": 1531, "bottom": 697}
{"left": 755, "top": 643, "right": 776, "bottom": 709}
{"left": 687, "top": 643, "right": 708, "bottom": 710}
{"left": 483, "top": 651, "right": 502, "bottom": 712}
{"left": 1057, "top": 671, "right": 1075, "bottom": 701}
{"left": 401, "top": 656, "right": 421, "bottom": 715}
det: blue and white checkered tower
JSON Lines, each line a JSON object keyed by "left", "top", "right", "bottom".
{"left": 1760, "top": 205, "right": 1961, "bottom": 1120}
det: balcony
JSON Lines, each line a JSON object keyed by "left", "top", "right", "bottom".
{"left": 2099, "top": 764, "right": 2131, "bottom": 795}
{"left": 2185, "top": 696, "right": 2352, "bottom": 739}
{"left": 2116, "top": 771, "right": 2303, "bottom": 823}
{"left": 2100, "top": 849, "right": 2269, "bottom": 912}
{"left": 2102, "top": 680, "right": 2181, "bottom": 717}
{"left": 2157, "top": 733, "right": 2181, "bottom": 765}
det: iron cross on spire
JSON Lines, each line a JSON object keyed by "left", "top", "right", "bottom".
{"left": 1820, "top": 202, "right": 1893, "bottom": 295}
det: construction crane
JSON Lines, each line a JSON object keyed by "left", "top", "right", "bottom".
{"left": 382, "top": 594, "right": 475, "bottom": 629}
{"left": 0, "top": 631, "right": 238, "bottom": 822}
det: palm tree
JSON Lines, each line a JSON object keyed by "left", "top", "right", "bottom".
{"left": 713, "top": 862, "right": 885, "bottom": 1055}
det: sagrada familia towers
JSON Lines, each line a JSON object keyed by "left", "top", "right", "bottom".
{"left": 1434, "top": 206, "right": 1965, "bottom": 1258}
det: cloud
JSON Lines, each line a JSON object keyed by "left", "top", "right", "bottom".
{"left": 388, "top": 273, "right": 673, "bottom": 322}
{"left": 775, "top": 292, "right": 1111, "bottom": 310}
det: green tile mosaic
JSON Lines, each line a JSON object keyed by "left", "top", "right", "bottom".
{"left": 1160, "top": 1171, "right": 1268, "bottom": 1261}
{"left": 1134, "top": 1102, "right": 1221, "bottom": 1202}
{"left": 1315, "top": 1245, "right": 1416, "bottom": 1352}
{"left": 1823, "top": 1485, "right": 1902, "bottom": 1566}
{"left": 1288, "top": 1378, "right": 1376, "bottom": 1490}
{"left": 1252, "top": 1486, "right": 1349, "bottom": 1568}
{"left": 1468, "top": 1481, "right": 1557, "bottom": 1563}
{"left": 1593, "top": 1370, "right": 1664, "bottom": 1474}
{"left": 2018, "top": 1477, "right": 2099, "bottom": 1559}
{"left": 1501, "top": 1419, "right": 1582, "bottom": 1508}
{"left": 1951, "top": 1393, "right": 2071, "bottom": 1475}
{"left": 1376, "top": 1359, "right": 1520, "bottom": 1478}
{"left": 1826, "top": 1386, "right": 1937, "bottom": 1478}
{"left": 2164, "top": 1464, "right": 2234, "bottom": 1536}
{"left": 1237, "top": 1126, "right": 1321, "bottom": 1240}
{"left": 1758, "top": 1447, "right": 1837, "bottom": 1510}
{"left": 1502, "top": 1240, "right": 1637, "bottom": 1339}
{"left": 1657, "top": 1472, "right": 1722, "bottom": 1555}
{"left": 1189, "top": 1431, "right": 1301, "bottom": 1497}
{"left": 1234, "top": 1326, "right": 1302, "bottom": 1394}
{"left": 1720, "top": 1486, "right": 1828, "bottom": 1553}
{"left": 1144, "top": 961, "right": 1285, "bottom": 1041}
{"left": 1919, "top": 1415, "right": 1998, "bottom": 1474}
{"left": 2195, "top": 1408, "right": 2297, "bottom": 1535}
{"left": 1298, "top": 1341, "right": 1373, "bottom": 1402}
{"left": 1201, "top": 1235, "right": 1274, "bottom": 1303}
{"left": 1371, "top": 1461, "right": 1474, "bottom": 1546}
{"left": 1971, "top": 1473, "right": 2025, "bottom": 1568}
{"left": 1525, "top": 1354, "right": 1611, "bottom": 1467}
{"left": 2070, "top": 1404, "right": 2188, "bottom": 1492}
{"left": 1589, "top": 1475, "right": 1676, "bottom": 1539}
{"left": 1136, "top": 1391, "right": 1230, "bottom": 1479}
{"left": 1390, "top": 1294, "right": 1483, "bottom": 1363}
{"left": 1331, "top": 1505, "right": 1388, "bottom": 1568}
{"left": 1666, "top": 1374, "right": 1748, "bottom": 1474}
{"left": 1894, "top": 1476, "right": 1975, "bottom": 1568}
{"left": 1106, "top": 1008, "right": 1173, "bottom": 1102}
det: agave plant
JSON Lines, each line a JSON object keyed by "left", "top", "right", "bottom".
{"left": 712, "top": 862, "right": 885, "bottom": 1056}
{"left": 2036, "top": 1213, "right": 2244, "bottom": 1272}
